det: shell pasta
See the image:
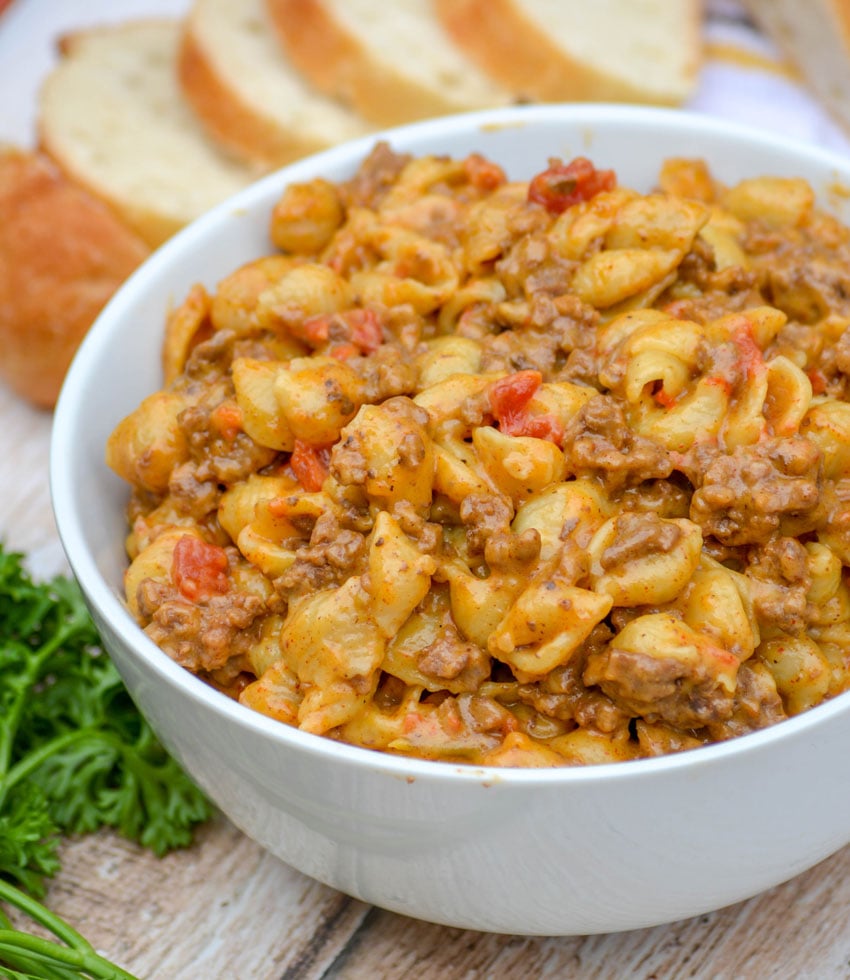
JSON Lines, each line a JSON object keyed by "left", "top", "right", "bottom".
{"left": 107, "top": 144, "right": 850, "bottom": 767}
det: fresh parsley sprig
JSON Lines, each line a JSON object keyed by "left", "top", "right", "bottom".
{"left": 0, "top": 878, "right": 137, "bottom": 979}
{"left": 0, "top": 545, "right": 213, "bottom": 978}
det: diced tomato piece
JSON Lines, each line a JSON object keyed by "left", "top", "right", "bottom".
{"left": 172, "top": 535, "right": 229, "bottom": 601}
{"left": 329, "top": 342, "right": 359, "bottom": 361}
{"left": 528, "top": 156, "right": 616, "bottom": 214}
{"left": 652, "top": 381, "right": 676, "bottom": 408}
{"left": 807, "top": 368, "right": 827, "bottom": 395}
{"left": 297, "top": 308, "right": 383, "bottom": 355}
{"left": 489, "top": 370, "right": 563, "bottom": 444}
{"left": 730, "top": 321, "right": 765, "bottom": 380}
{"left": 210, "top": 400, "right": 243, "bottom": 442}
{"left": 490, "top": 370, "right": 542, "bottom": 432}
{"left": 290, "top": 439, "right": 332, "bottom": 492}
{"left": 519, "top": 413, "right": 565, "bottom": 445}
{"left": 463, "top": 153, "right": 506, "bottom": 191}
{"left": 295, "top": 315, "right": 331, "bottom": 347}
{"left": 347, "top": 308, "right": 383, "bottom": 354}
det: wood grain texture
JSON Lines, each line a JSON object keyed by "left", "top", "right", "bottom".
{"left": 4, "top": 378, "right": 850, "bottom": 980}
{"left": 46, "top": 820, "right": 371, "bottom": 978}
{"left": 42, "top": 827, "right": 850, "bottom": 980}
{"left": 0, "top": 384, "right": 68, "bottom": 589}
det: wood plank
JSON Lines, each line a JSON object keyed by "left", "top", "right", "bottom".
{"left": 319, "top": 845, "right": 850, "bottom": 980}
{"left": 46, "top": 819, "right": 371, "bottom": 979}
{"left": 39, "top": 826, "right": 850, "bottom": 979}
{"left": 0, "top": 384, "right": 65, "bottom": 576}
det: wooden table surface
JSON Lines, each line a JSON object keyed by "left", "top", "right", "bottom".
{"left": 5, "top": 354, "right": 850, "bottom": 980}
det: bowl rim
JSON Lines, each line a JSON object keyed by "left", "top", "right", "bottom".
{"left": 51, "top": 102, "right": 850, "bottom": 788}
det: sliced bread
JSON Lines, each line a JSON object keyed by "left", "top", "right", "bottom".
{"left": 265, "top": 0, "right": 514, "bottom": 126}
{"left": 37, "top": 20, "right": 256, "bottom": 247}
{"left": 180, "top": 0, "right": 371, "bottom": 170}
{"left": 0, "top": 147, "right": 150, "bottom": 408}
{"left": 434, "top": 0, "right": 701, "bottom": 105}
{"left": 740, "top": 0, "right": 850, "bottom": 135}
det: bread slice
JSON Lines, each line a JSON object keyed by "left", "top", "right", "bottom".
{"left": 0, "top": 147, "right": 150, "bottom": 408}
{"left": 434, "top": 0, "right": 700, "bottom": 105}
{"left": 37, "top": 21, "right": 256, "bottom": 247}
{"left": 739, "top": 0, "right": 850, "bottom": 134}
{"left": 180, "top": 0, "right": 371, "bottom": 170}
{"left": 266, "top": 0, "right": 514, "bottom": 126}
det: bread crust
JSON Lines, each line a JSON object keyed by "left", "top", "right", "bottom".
{"left": 266, "top": 0, "right": 500, "bottom": 124}
{"left": 434, "top": 0, "right": 697, "bottom": 104}
{"left": 266, "top": 0, "right": 360, "bottom": 101}
{"left": 0, "top": 149, "right": 149, "bottom": 408}
{"left": 179, "top": 16, "right": 327, "bottom": 169}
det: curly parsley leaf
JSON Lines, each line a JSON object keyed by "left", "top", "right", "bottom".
{"left": 0, "top": 783, "right": 60, "bottom": 897}
{"left": 0, "top": 546, "right": 212, "bottom": 887}
{"left": 0, "top": 545, "right": 213, "bottom": 978}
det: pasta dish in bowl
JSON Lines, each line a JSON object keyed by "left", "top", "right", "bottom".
{"left": 106, "top": 142, "right": 850, "bottom": 767}
{"left": 51, "top": 105, "right": 850, "bottom": 934}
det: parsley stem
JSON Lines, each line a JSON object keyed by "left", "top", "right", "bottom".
{"left": 0, "top": 621, "right": 80, "bottom": 812}
{"left": 0, "top": 931, "right": 139, "bottom": 979}
{"left": 0, "top": 880, "right": 92, "bottom": 951}
{"left": 0, "top": 945, "right": 85, "bottom": 979}
{"left": 0, "top": 881, "right": 139, "bottom": 980}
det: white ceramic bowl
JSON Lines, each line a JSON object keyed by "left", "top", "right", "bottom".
{"left": 51, "top": 105, "right": 850, "bottom": 936}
